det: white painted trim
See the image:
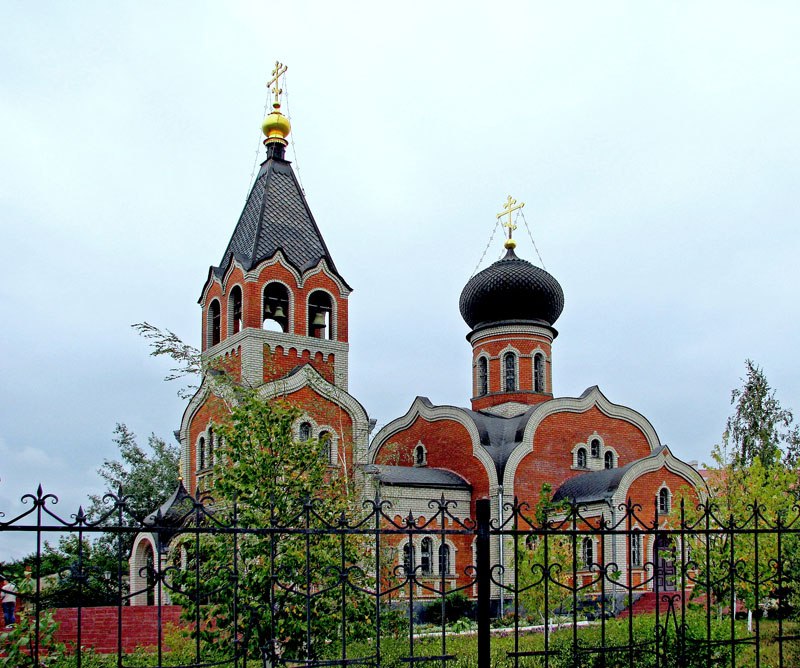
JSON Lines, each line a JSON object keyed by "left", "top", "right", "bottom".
{"left": 248, "top": 250, "right": 302, "bottom": 286}
{"left": 300, "top": 258, "right": 352, "bottom": 297}
{"left": 468, "top": 324, "right": 554, "bottom": 345}
{"left": 611, "top": 449, "right": 707, "bottom": 506}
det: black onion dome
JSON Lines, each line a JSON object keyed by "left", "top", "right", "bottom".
{"left": 459, "top": 249, "right": 564, "bottom": 330}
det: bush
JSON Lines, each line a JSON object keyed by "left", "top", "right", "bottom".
{"left": 424, "top": 591, "right": 473, "bottom": 625}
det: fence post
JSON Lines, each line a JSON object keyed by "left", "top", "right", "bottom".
{"left": 476, "top": 498, "right": 491, "bottom": 668}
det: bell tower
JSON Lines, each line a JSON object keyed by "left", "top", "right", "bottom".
{"left": 197, "top": 62, "right": 352, "bottom": 390}
{"left": 181, "top": 63, "right": 370, "bottom": 495}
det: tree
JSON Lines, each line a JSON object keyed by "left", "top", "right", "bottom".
{"left": 723, "top": 359, "right": 800, "bottom": 468}
{"left": 87, "top": 424, "right": 180, "bottom": 548}
{"left": 170, "top": 392, "right": 373, "bottom": 665}
{"left": 515, "top": 484, "right": 574, "bottom": 625}
{"left": 131, "top": 322, "right": 202, "bottom": 399}
{"left": 673, "top": 360, "right": 800, "bottom": 618}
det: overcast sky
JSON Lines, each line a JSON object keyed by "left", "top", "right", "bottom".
{"left": 2, "top": 2, "right": 799, "bottom": 558}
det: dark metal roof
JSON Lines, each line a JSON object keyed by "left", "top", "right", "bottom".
{"left": 462, "top": 406, "right": 536, "bottom": 479}
{"left": 208, "top": 155, "right": 350, "bottom": 290}
{"left": 459, "top": 249, "right": 564, "bottom": 331}
{"left": 143, "top": 480, "right": 194, "bottom": 529}
{"left": 551, "top": 446, "right": 667, "bottom": 504}
{"left": 372, "top": 465, "right": 471, "bottom": 490}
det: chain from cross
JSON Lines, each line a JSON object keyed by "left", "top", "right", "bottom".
{"left": 496, "top": 195, "right": 525, "bottom": 240}
{"left": 267, "top": 61, "right": 288, "bottom": 106}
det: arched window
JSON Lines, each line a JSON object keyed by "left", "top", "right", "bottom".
{"left": 577, "top": 447, "right": 587, "bottom": 468}
{"left": 420, "top": 538, "right": 432, "bottom": 575}
{"left": 263, "top": 282, "right": 290, "bottom": 332}
{"left": 582, "top": 538, "right": 594, "bottom": 568}
{"left": 658, "top": 488, "right": 670, "bottom": 514}
{"left": 590, "top": 438, "right": 601, "bottom": 458}
{"left": 308, "top": 290, "right": 333, "bottom": 340}
{"left": 414, "top": 444, "right": 427, "bottom": 467}
{"left": 198, "top": 437, "right": 206, "bottom": 470}
{"left": 534, "top": 353, "right": 545, "bottom": 393}
{"left": 319, "top": 430, "right": 333, "bottom": 464}
{"left": 631, "top": 532, "right": 642, "bottom": 567}
{"left": 208, "top": 299, "right": 221, "bottom": 347}
{"left": 438, "top": 544, "right": 451, "bottom": 575}
{"left": 229, "top": 286, "right": 243, "bottom": 335}
{"left": 604, "top": 451, "right": 614, "bottom": 469}
{"left": 503, "top": 352, "right": 517, "bottom": 391}
{"left": 477, "top": 357, "right": 488, "bottom": 396}
{"left": 208, "top": 427, "right": 214, "bottom": 467}
{"left": 403, "top": 543, "right": 415, "bottom": 574}
{"left": 299, "top": 422, "right": 312, "bottom": 442}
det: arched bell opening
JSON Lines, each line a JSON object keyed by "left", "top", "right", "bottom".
{"left": 207, "top": 299, "right": 221, "bottom": 347}
{"left": 308, "top": 290, "right": 333, "bottom": 340}
{"left": 263, "top": 282, "right": 290, "bottom": 332}
{"left": 228, "top": 285, "right": 243, "bottom": 335}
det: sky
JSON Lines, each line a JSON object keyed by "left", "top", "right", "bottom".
{"left": 2, "top": 2, "right": 799, "bottom": 558}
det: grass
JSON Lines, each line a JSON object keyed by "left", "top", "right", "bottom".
{"left": 34, "top": 617, "right": 800, "bottom": 667}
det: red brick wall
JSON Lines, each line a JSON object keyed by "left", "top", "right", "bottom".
{"left": 264, "top": 345, "right": 336, "bottom": 385}
{"left": 469, "top": 331, "right": 553, "bottom": 409}
{"left": 513, "top": 406, "right": 653, "bottom": 503}
{"left": 199, "top": 258, "right": 350, "bottom": 351}
{"left": 53, "top": 605, "right": 184, "bottom": 654}
{"left": 373, "top": 416, "right": 491, "bottom": 519}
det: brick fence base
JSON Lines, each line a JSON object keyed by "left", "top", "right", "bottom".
{"left": 52, "top": 606, "right": 184, "bottom": 654}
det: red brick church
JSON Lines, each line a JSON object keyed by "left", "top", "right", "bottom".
{"left": 130, "top": 72, "right": 705, "bottom": 604}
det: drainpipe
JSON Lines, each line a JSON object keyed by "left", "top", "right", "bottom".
{"left": 609, "top": 500, "right": 618, "bottom": 615}
{"left": 498, "top": 485, "right": 505, "bottom": 618}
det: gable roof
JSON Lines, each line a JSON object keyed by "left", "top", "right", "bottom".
{"left": 208, "top": 154, "right": 350, "bottom": 290}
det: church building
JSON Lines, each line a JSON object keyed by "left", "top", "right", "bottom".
{"left": 130, "top": 67, "right": 705, "bottom": 606}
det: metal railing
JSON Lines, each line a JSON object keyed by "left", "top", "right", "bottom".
{"left": 2, "top": 486, "right": 800, "bottom": 667}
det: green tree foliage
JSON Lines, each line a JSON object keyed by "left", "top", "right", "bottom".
{"left": 674, "top": 360, "right": 800, "bottom": 616}
{"left": 723, "top": 359, "right": 800, "bottom": 468}
{"left": 87, "top": 424, "right": 180, "bottom": 548}
{"left": 3, "top": 536, "right": 118, "bottom": 608}
{"left": 0, "top": 573, "right": 65, "bottom": 667}
{"left": 171, "top": 393, "right": 373, "bottom": 664}
{"left": 131, "top": 322, "right": 202, "bottom": 399}
{"left": 515, "top": 484, "right": 574, "bottom": 624}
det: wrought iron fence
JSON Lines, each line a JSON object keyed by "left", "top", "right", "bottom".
{"left": 2, "top": 486, "right": 800, "bottom": 667}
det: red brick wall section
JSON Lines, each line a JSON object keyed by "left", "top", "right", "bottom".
{"left": 187, "top": 394, "right": 231, "bottom": 496}
{"left": 200, "top": 258, "right": 350, "bottom": 350}
{"left": 373, "top": 416, "right": 491, "bottom": 520}
{"left": 513, "top": 406, "right": 654, "bottom": 504}
{"left": 264, "top": 345, "right": 336, "bottom": 385}
{"left": 373, "top": 416, "right": 489, "bottom": 593}
{"left": 625, "top": 467, "right": 700, "bottom": 527}
{"left": 284, "top": 386, "right": 355, "bottom": 472}
{"left": 52, "top": 605, "right": 184, "bottom": 654}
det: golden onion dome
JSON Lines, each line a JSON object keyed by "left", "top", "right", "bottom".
{"left": 262, "top": 102, "right": 291, "bottom": 143}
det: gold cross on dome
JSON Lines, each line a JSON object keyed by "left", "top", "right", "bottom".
{"left": 267, "top": 61, "right": 288, "bottom": 106}
{"left": 496, "top": 195, "right": 525, "bottom": 241}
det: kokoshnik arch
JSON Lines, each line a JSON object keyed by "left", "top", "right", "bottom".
{"left": 129, "top": 64, "right": 706, "bottom": 607}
